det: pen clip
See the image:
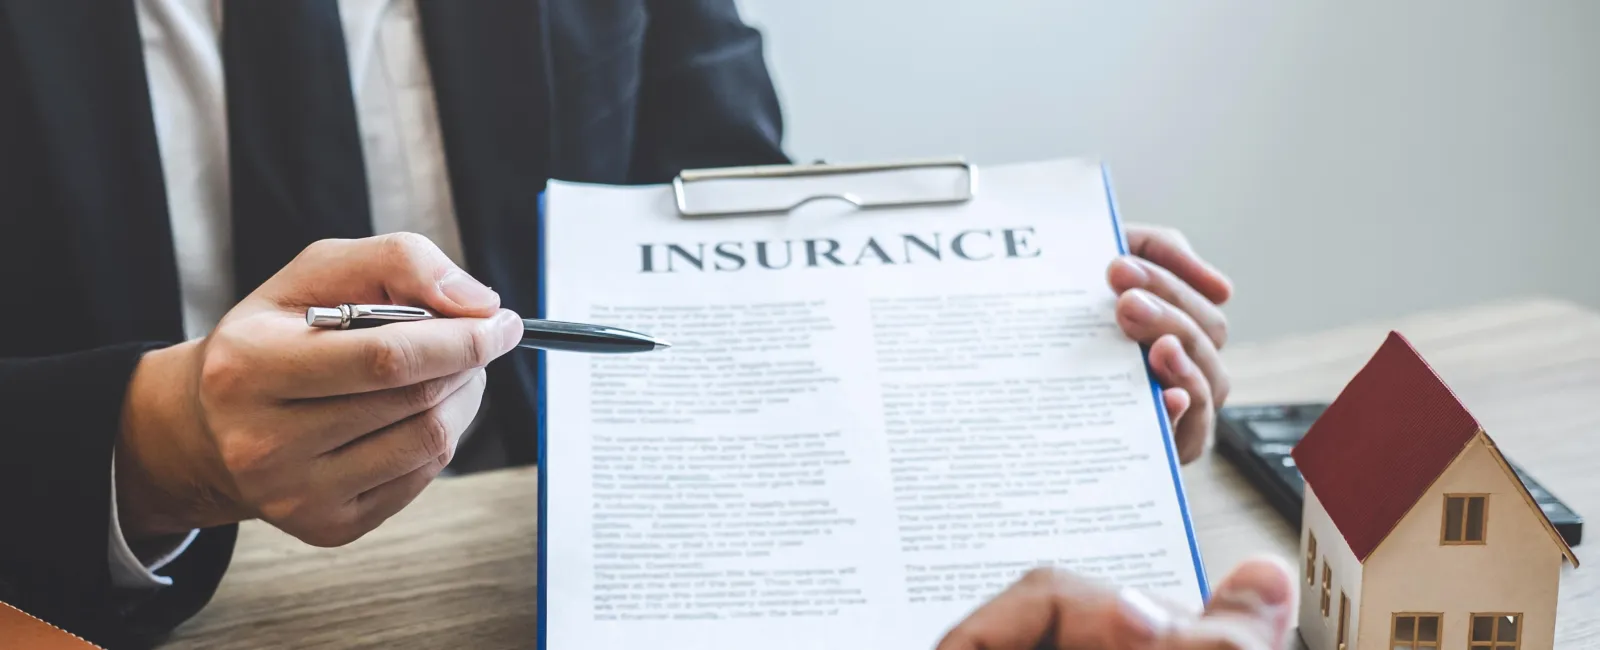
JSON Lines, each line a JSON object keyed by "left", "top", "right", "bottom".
{"left": 348, "top": 304, "right": 434, "bottom": 320}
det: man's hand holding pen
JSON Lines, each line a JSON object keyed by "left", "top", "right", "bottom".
{"left": 115, "top": 233, "right": 523, "bottom": 547}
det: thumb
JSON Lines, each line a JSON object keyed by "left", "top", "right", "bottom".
{"left": 1178, "top": 556, "right": 1298, "bottom": 649}
{"left": 265, "top": 233, "right": 501, "bottom": 318}
{"left": 936, "top": 568, "right": 1190, "bottom": 650}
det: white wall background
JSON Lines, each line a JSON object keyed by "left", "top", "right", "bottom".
{"left": 732, "top": 0, "right": 1600, "bottom": 344}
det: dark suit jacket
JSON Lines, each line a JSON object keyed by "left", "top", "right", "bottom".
{"left": 0, "top": 1, "right": 788, "bottom": 647}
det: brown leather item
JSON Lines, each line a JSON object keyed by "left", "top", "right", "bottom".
{"left": 0, "top": 601, "right": 103, "bottom": 649}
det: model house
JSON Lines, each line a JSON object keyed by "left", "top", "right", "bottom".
{"left": 1291, "top": 332, "right": 1578, "bottom": 650}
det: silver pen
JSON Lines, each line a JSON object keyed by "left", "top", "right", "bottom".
{"left": 305, "top": 304, "right": 671, "bottom": 354}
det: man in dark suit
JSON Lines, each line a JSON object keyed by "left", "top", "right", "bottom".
{"left": 0, "top": 1, "right": 1238, "bottom": 648}
{"left": 1, "top": 2, "right": 788, "bottom": 646}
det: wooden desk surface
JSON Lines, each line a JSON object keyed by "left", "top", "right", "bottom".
{"left": 159, "top": 298, "right": 1600, "bottom": 649}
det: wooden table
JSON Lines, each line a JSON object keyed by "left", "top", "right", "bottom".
{"left": 158, "top": 298, "right": 1600, "bottom": 649}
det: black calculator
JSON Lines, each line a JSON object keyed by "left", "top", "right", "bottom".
{"left": 1215, "top": 402, "right": 1583, "bottom": 547}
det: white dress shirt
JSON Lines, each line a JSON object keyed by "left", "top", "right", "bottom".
{"left": 112, "top": 0, "right": 463, "bottom": 589}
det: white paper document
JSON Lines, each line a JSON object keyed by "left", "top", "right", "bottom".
{"left": 538, "top": 158, "right": 1206, "bottom": 650}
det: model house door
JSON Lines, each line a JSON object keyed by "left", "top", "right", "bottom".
{"left": 1336, "top": 593, "right": 1349, "bottom": 650}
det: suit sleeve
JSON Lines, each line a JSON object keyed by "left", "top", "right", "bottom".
{"left": 0, "top": 344, "right": 236, "bottom": 650}
{"left": 628, "top": 0, "right": 792, "bottom": 182}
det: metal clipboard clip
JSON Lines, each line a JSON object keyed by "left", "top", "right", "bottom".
{"left": 671, "top": 157, "right": 978, "bottom": 219}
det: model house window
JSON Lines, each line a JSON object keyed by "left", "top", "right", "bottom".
{"left": 1305, "top": 533, "right": 1317, "bottom": 585}
{"left": 1443, "top": 494, "right": 1488, "bottom": 544}
{"left": 1390, "top": 613, "right": 1441, "bottom": 649}
{"left": 1319, "top": 562, "right": 1331, "bottom": 617}
{"left": 1470, "top": 613, "right": 1521, "bottom": 650}
{"left": 1336, "top": 592, "right": 1349, "bottom": 649}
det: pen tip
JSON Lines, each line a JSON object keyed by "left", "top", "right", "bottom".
{"left": 655, "top": 340, "right": 673, "bottom": 350}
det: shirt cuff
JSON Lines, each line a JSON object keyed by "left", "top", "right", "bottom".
{"left": 108, "top": 451, "right": 200, "bottom": 589}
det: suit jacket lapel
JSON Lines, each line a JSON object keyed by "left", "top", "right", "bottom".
{"left": 415, "top": 0, "right": 552, "bottom": 464}
{"left": 1, "top": 0, "right": 183, "bottom": 343}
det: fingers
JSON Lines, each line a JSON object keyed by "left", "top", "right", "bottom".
{"left": 1109, "top": 255, "right": 1229, "bottom": 350}
{"left": 1170, "top": 557, "right": 1298, "bottom": 650}
{"left": 938, "top": 558, "right": 1295, "bottom": 650}
{"left": 280, "top": 456, "right": 448, "bottom": 549}
{"left": 288, "top": 369, "right": 480, "bottom": 454}
{"left": 268, "top": 232, "right": 502, "bottom": 318}
{"left": 1125, "top": 225, "right": 1232, "bottom": 306}
{"left": 1163, "top": 386, "right": 1191, "bottom": 428}
{"left": 935, "top": 567, "right": 1183, "bottom": 650}
{"left": 317, "top": 369, "right": 487, "bottom": 497}
{"left": 228, "top": 308, "right": 520, "bottom": 399}
{"left": 1118, "top": 290, "right": 1230, "bottom": 407}
{"left": 1149, "top": 335, "right": 1214, "bottom": 463}
{"left": 940, "top": 557, "right": 1292, "bottom": 650}
{"left": 352, "top": 452, "right": 448, "bottom": 534}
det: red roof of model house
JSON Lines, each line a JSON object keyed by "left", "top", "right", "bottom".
{"left": 1291, "top": 331, "right": 1578, "bottom": 566}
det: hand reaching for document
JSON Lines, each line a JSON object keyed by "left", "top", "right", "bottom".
{"left": 115, "top": 233, "right": 524, "bottom": 547}
{"left": 938, "top": 556, "right": 1297, "bottom": 650}
{"left": 1106, "top": 224, "right": 1234, "bottom": 463}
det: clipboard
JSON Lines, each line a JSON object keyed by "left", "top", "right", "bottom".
{"left": 668, "top": 157, "right": 979, "bottom": 219}
{"left": 534, "top": 155, "right": 1211, "bottom": 650}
